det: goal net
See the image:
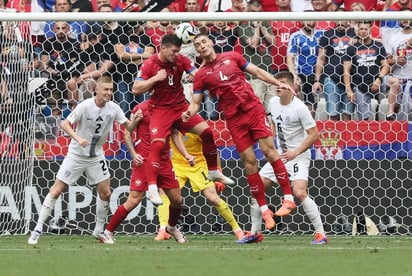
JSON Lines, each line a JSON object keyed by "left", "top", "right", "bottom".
{"left": 0, "top": 10, "right": 411, "bottom": 236}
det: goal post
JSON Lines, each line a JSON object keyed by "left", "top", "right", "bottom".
{"left": 0, "top": 10, "right": 411, "bottom": 236}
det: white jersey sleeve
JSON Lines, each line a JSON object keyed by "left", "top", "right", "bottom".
{"left": 66, "top": 98, "right": 127, "bottom": 158}
{"left": 269, "top": 96, "right": 316, "bottom": 155}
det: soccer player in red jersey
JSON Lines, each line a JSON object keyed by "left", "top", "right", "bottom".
{"left": 132, "top": 34, "right": 233, "bottom": 207}
{"left": 183, "top": 34, "right": 296, "bottom": 230}
{"left": 103, "top": 101, "right": 188, "bottom": 243}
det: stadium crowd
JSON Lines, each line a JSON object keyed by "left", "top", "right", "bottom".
{"left": 1, "top": 0, "right": 412, "bottom": 135}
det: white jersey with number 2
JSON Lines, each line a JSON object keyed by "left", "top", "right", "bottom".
{"left": 66, "top": 98, "right": 127, "bottom": 158}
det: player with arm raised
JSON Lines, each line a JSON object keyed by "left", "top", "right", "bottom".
{"left": 103, "top": 100, "right": 188, "bottom": 243}
{"left": 183, "top": 34, "right": 295, "bottom": 230}
{"left": 132, "top": 34, "right": 233, "bottom": 207}
{"left": 154, "top": 130, "right": 245, "bottom": 241}
{"left": 28, "top": 75, "right": 140, "bottom": 245}
{"left": 238, "top": 71, "right": 327, "bottom": 244}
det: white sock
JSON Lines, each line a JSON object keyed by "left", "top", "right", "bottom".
{"left": 94, "top": 197, "right": 109, "bottom": 234}
{"left": 301, "top": 196, "right": 325, "bottom": 234}
{"left": 148, "top": 184, "right": 158, "bottom": 193}
{"left": 34, "top": 193, "right": 57, "bottom": 233}
{"left": 250, "top": 198, "right": 262, "bottom": 234}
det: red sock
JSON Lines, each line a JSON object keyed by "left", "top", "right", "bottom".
{"left": 271, "top": 159, "right": 292, "bottom": 195}
{"left": 106, "top": 205, "right": 129, "bottom": 233}
{"left": 247, "top": 172, "right": 267, "bottom": 207}
{"left": 168, "top": 205, "right": 182, "bottom": 227}
{"left": 199, "top": 128, "right": 218, "bottom": 170}
{"left": 146, "top": 140, "right": 165, "bottom": 184}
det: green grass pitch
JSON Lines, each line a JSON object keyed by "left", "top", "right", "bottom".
{"left": 1, "top": 235, "right": 412, "bottom": 276}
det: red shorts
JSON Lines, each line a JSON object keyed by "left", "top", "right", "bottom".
{"left": 226, "top": 104, "right": 273, "bottom": 153}
{"left": 149, "top": 103, "right": 205, "bottom": 139}
{"left": 130, "top": 159, "right": 179, "bottom": 191}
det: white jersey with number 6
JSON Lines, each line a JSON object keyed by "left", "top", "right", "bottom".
{"left": 269, "top": 96, "right": 316, "bottom": 158}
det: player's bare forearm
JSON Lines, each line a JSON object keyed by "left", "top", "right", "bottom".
{"left": 182, "top": 94, "right": 203, "bottom": 122}
{"left": 123, "top": 130, "right": 138, "bottom": 160}
{"left": 294, "top": 127, "right": 319, "bottom": 157}
{"left": 60, "top": 120, "right": 88, "bottom": 147}
{"left": 124, "top": 109, "right": 142, "bottom": 132}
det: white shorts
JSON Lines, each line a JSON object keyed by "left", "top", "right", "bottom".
{"left": 56, "top": 153, "right": 110, "bottom": 186}
{"left": 259, "top": 154, "right": 310, "bottom": 183}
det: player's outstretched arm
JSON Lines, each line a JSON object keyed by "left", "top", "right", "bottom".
{"left": 123, "top": 109, "right": 143, "bottom": 133}
{"left": 182, "top": 93, "right": 203, "bottom": 122}
{"left": 245, "top": 63, "right": 295, "bottom": 93}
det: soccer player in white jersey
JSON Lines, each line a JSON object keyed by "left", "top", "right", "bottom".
{"left": 28, "top": 75, "right": 141, "bottom": 245}
{"left": 238, "top": 71, "right": 328, "bottom": 245}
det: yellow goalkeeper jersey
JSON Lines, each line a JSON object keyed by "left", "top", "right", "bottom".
{"left": 171, "top": 132, "right": 206, "bottom": 167}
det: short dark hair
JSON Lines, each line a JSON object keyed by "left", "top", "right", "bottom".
{"left": 274, "top": 71, "right": 294, "bottom": 84}
{"left": 161, "top": 34, "right": 182, "bottom": 47}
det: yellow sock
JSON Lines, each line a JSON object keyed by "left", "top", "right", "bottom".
{"left": 157, "top": 194, "right": 170, "bottom": 228}
{"left": 215, "top": 199, "right": 240, "bottom": 231}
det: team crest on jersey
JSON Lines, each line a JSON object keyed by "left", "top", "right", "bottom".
{"left": 223, "top": 59, "right": 231, "bottom": 65}
{"left": 172, "top": 66, "right": 177, "bottom": 71}
{"left": 151, "top": 127, "right": 158, "bottom": 135}
{"left": 134, "top": 179, "right": 142, "bottom": 186}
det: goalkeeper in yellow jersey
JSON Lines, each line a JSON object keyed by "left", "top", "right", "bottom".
{"left": 154, "top": 131, "right": 245, "bottom": 241}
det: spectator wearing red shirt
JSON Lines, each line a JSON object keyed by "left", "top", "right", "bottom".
{"left": 328, "top": 0, "right": 383, "bottom": 11}
{"left": 312, "top": 0, "right": 336, "bottom": 30}
{"left": 271, "top": 0, "right": 301, "bottom": 72}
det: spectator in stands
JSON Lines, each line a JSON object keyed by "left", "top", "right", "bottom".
{"left": 349, "top": 2, "right": 381, "bottom": 41}
{"left": 0, "top": 28, "right": 34, "bottom": 159}
{"left": 207, "top": 0, "right": 233, "bottom": 12}
{"left": 44, "top": 0, "right": 88, "bottom": 42}
{"left": 40, "top": 21, "right": 82, "bottom": 107}
{"left": 114, "top": 24, "right": 155, "bottom": 117}
{"left": 239, "top": 0, "right": 275, "bottom": 111}
{"left": 91, "top": 0, "right": 116, "bottom": 12}
{"left": 287, "top": 15, "right": 324, "bottom": 118}
{"left": 311, "top": 0, "right": 335, "bottom": 30}
{"left": 381, "top": 0, "right": 412, "bottom": 54}
{"left": 113, "top": 0, "right": 144, "bottom": 12}
{"left": 313, "top": 13, "right": 356, "bottom": 121}
{"left": 98, "top": 3, "right": 132, "bottom": 45}
{"left": 71, "top": 0, "right": 93, "bottom": 12}
{"left": 328, "top": 0, "right": 385, "bottom": 11}
{"left": 185, "top": 0, "right": 200, "bottom": 26}
{"left": 144, "top": 6, "right": 176, "bottom": 52}
{"left": 66, "top": 25, "right": 117, "bottom": 107}
{"left": 271, "top": 0, "right": 301, "bottom": 74}
{"left": 209, "top": 18, "right": 239, "bottom": 53}
{"left": 343, "top": 21, "right": 390, "bottom": 121}
{"left": 386, "top": 15, "right": 412, "bottom": 120}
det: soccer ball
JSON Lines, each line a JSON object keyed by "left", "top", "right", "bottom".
{"left": 175, "top": 22, "right": 198, "bottom": 44}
